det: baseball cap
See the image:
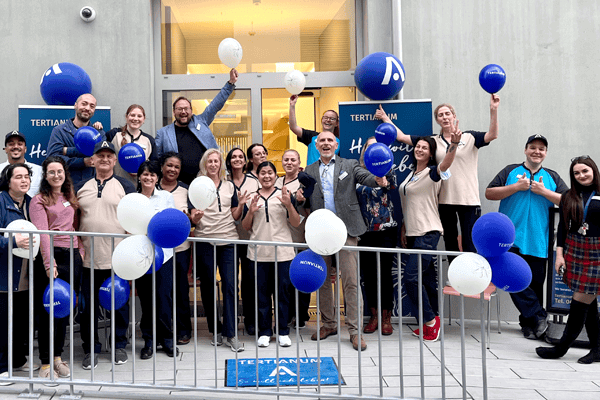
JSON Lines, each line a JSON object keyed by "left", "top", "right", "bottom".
{"left": 93, "top": 140, "right": 116, "bottom": 154}
{"left": 525, "top": 134, "right": 548, "bottom": 148}
{"left": 4, "top": 130, "right": 26, "bottom": 146}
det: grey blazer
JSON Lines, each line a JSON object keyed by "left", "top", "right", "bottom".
{"left": 305, "top": 156, "right": 379, "bottom": 237}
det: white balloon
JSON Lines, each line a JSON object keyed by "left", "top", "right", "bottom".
{"left": 4, "top": 220, "right": 40, "bottom": 259}
{"left": 304, "top": 209, "right": 347, "bottom": 256}
{"left": 218, "top": 38, "right": 243, "bottom": 68}
{"left": 284, "top": 70, "right": 306, "bottom": 95}
{"left": 112, "top": 235, "right": 154, "bottom": 280}
{"left": 189, "top": 176, "right": 217, "bottom": 211}
{"left": 117, "top": 193, "right": 154, "bottom": 235}
{"left": 448, "top": 253, "right": 492, "bottom": 296}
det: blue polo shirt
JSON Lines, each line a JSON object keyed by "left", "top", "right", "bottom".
{"left": 487, "top": 163, "right": 568, "bottom": 258}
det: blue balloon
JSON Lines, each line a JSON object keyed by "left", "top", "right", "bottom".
{"left": 354, "top": 52, "right": 405, "bottom": 100}
{"left": 74, "top": 126, "right": 102, "bottom": 156}
{"left": 40, "top": 62, "right": 93, "bottom": 106}
{"left": 145, "top": 246, "right": 165, "bottom": 275}
{"left": 289, "top": 250, "right": 327, "bottom": 293}
{"left": 43, "top": 278, "right": 72, "bottom": 319}
{"left": 147, "top": 208, "right": 191, "bottom": 249}
{"left": 118, "top": 143, "right": 146, "bottom": 174}
{"left": 364, "top": 142, "right": 394, "bottom": 177}
{"left": 472, "top": 212, "right": 515, "bottom": 257}
{"left": 479, "top": 64, "right": 506, "bottom": 94}
{"left": 375, "top": 123, "right": 397, "bottom": 146}
{"left": 487, "top": 252, "right": 532, "bottom": 293}
{"left": 99, "top": 276, "right": 130, "bottom": 310}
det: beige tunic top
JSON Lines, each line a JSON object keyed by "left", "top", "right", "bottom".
{"left": 246, "top": 187, "right": 296, "bottom": 262}
{"left": 275, "top": 176, "right": 307, "bottom": 244}
{"left": 194, "top": 180, "right": 239, "bottom": 244}
{"left": 231, "top": 174, "right": 260, "bottom": 241}
{"left": 433, "top": 133, "right": 484, "bottom": 206}
{"left": 112, "top": 130, "right": 154, "bottom": 184}
{"left": 168, "top": 182, "right": 191, "bottom": 253}
{"left": 399, "top": 166, "right": 443, "bottom": 237}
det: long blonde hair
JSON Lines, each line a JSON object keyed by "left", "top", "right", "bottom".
{"left": 198, "top": 148, "right": 226, "bottom": 181}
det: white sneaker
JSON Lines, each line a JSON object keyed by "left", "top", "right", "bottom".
{"left": 257, "top": 335, "right": 270, "bottom": 347}
{"left": 0, "top": 371, "right": 14, "bottom": 386}
{"left": 278, "top": 335, "right": 292, "bottom": 347}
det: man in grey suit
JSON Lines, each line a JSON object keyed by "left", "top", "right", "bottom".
{"left": 303, "top": 131, "right": 386, "bottom": 351}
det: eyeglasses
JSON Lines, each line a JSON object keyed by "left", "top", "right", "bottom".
{"left": 322, "top": 116, "right": 338, "bottom": 122}
{"left": 174, "top": 107, "right": 191, "bottom": 112}
{"left": 46, "top": 170, "right": 64, "bottom": 177}
{"left": 571, "top": 155, "right": 590, "bottom": 162}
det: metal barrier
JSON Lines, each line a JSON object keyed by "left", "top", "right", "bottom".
{"left": 0, "top": 228, "right": 491, "bottom": 400}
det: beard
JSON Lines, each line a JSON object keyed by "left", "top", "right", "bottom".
{"left": 76, "top": 110, "right": 91, "bottom": 123}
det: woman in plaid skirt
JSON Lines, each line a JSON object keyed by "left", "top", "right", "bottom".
{"left": 537, "top": 156, "right": 600, "bottom": 363}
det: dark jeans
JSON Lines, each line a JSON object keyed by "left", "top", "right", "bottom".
{"left": 137, "top": 257, "right": 174, "bottom": 347}
{"left": 257, "top": 261, "right": 291, "bottom": 337}
{"left": 0, "top": 291, "right": 29, "bottom": 374}
{"left": 174, "top": 249, "right": 192, "bottom": 338}
{"left": 359, "top": 229, "right": 397, "bottom": 312}
{"left": 508, "top": 247, "right": 547, "bottom": 328}
{"left": 439, "top": 204, "right": 481, "bottom": 257}
{"left": 80, "top": 268, "right": 129, "bottom": 354}
{"left": 37, "top": 248, "right": 83, "bottom": 364}
{"left": 196, "top": 243, "right": 237, "bottom": 338}
{"left": 403, "top": 232, "right": 441, "bottom": 323}
{"left": 238, "top": 244, "right": 255, "bottom": 328}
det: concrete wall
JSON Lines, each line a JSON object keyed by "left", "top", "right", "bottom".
{"left": 0, "top": 0, "right": 154, "bottom": 163}
{"left": 397, "top": 0, "right": 600, "bottom": 321}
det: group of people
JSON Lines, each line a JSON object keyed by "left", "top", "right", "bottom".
{"left": 1, "top": 68, "right": 599, "bottom": 386}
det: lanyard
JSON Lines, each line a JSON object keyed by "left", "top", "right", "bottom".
{"left": 582, "top": 191, "right": 596, "bottom": 223}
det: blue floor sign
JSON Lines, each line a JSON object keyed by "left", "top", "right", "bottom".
{"left": 225, "top": 357, "right": 344, "bottom": 387}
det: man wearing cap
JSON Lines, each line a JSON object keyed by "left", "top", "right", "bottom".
{"left": 75, "top": 140, "right": 135, "bottom": 369}
{"left": 486, "top": 134, "right": 568, "bottom": 340}
{"left": 47, "top": 93, "right": 105, "bottom": 186}
{"left": 155, "top": 68, "right": 238, "bottom": 185}
{"left": 0, "top": 131, "right": 42, "bottom": 197}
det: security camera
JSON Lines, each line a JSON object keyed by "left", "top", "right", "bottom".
{"left": 80, "top": 6, "right": 96, "bottom": 22}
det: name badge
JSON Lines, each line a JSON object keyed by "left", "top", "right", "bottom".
{"left": 63, "top": 201, "right": 70, "bottom": 207}
{"left": 339, "top": 171, "right": 348, "bottom": 180}
{"left": 196, "top": 123, "right": 201, "bottom": 131}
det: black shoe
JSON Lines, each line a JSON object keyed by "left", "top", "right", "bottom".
{"left": 177, "top": 334, "right": 191, "bottom": 345}
{"left": 535, "top": 318, "right": 548, "bottom": 339}
{"left": 141, "top": 345, "right": 153, "bottom": 360}
{"left": 163, "top": 345, "right": 179, "bottom": 358}
{"left": 246, "top": 324, "right": 255, "bottom": 336}
{"left": 578, "top": 349, "right": 600, "bottom": 364}
{"left": 521, "top": 326, "right": 537, "bottom": 340}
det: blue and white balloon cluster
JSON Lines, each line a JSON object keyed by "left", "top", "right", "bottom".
{"left": 112, "top": 193, "right": 191, "bottom": 281}
{"left": 448, "top": 212, "right": 532, "bottom": 296}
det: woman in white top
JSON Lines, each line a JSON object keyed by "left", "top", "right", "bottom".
{"left": 226, "top": 147, "right": 259, "bottom": 335}
{"left": 135, "top": 160, "right": 178, "bottom": 359}
{"left": 191, "top": 149, "right": 248, "bottom": 352}
{"left": 275, "top": 149, "right": 312, "bottom": 328}
{"left": 159, "top": 152, "right": 192, "bottom": 345}
{"left": 399, "top": 128, "right": 460, "bottom": 343}
{"left": 242, "top": 161, "right": 300, "bottom": 348}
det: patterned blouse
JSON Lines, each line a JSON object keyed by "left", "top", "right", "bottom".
{"left": 356, "top": 173, "right": 398, "bottom": 232}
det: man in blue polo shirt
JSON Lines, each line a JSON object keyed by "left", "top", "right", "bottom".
{"left": 486, "top": 134, "right": 568, "bottom": 340}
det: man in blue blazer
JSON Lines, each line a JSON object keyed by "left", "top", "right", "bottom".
{"left": 304, "top": 131, "right": 386, "bottom": 351}
{"left": 155, "top": 69, "right": 239, "bottom": 185}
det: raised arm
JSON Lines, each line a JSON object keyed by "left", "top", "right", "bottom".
{"left": 374, "top": 104, "right": 412, "bottom": 145}
{"left": 438, "top": 122, "right": 460, "bottom": 174}
{"left": 288, "top": 95, "right": 303, "bottom": 138}
{"left": 200, "top": 69, "right": 237, "bottom": 125}
{"left": 484, "top": 94, "right": 500, "bottom": 143}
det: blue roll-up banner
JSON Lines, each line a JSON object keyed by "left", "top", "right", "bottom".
{"left": 338, "top": 99, "right": 433, "bottom": 318}
{"left": 18, "top": 105, "right": 111, "bottom": 165}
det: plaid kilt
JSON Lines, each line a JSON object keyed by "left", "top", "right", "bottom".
{"left": 564, "top": 233, "right": 600, "bottom": 295}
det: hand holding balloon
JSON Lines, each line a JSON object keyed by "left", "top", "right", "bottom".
{"left": 15, "top": 233, "right": 31, "bottom": 249}
{"left": 229, "top": 68, "right": 239, "bottom": 85}
{"left": 374, "top": 176, "right": 388, "bottom": 188}
{"left": 284, "top": 70, "right": 306, "bottom": 95}
{"left": 490, "top": 94, "right": 500, "bottom": 111}
{"left": 289, "top": 95, "right": 298, "bottom": 107}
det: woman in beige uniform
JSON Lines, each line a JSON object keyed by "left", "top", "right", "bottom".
{"left": 242, "top": 161, "right": 300, "bottom": 348}
{"left": 191, "top": 149, "right": 248, "bottom": 352}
